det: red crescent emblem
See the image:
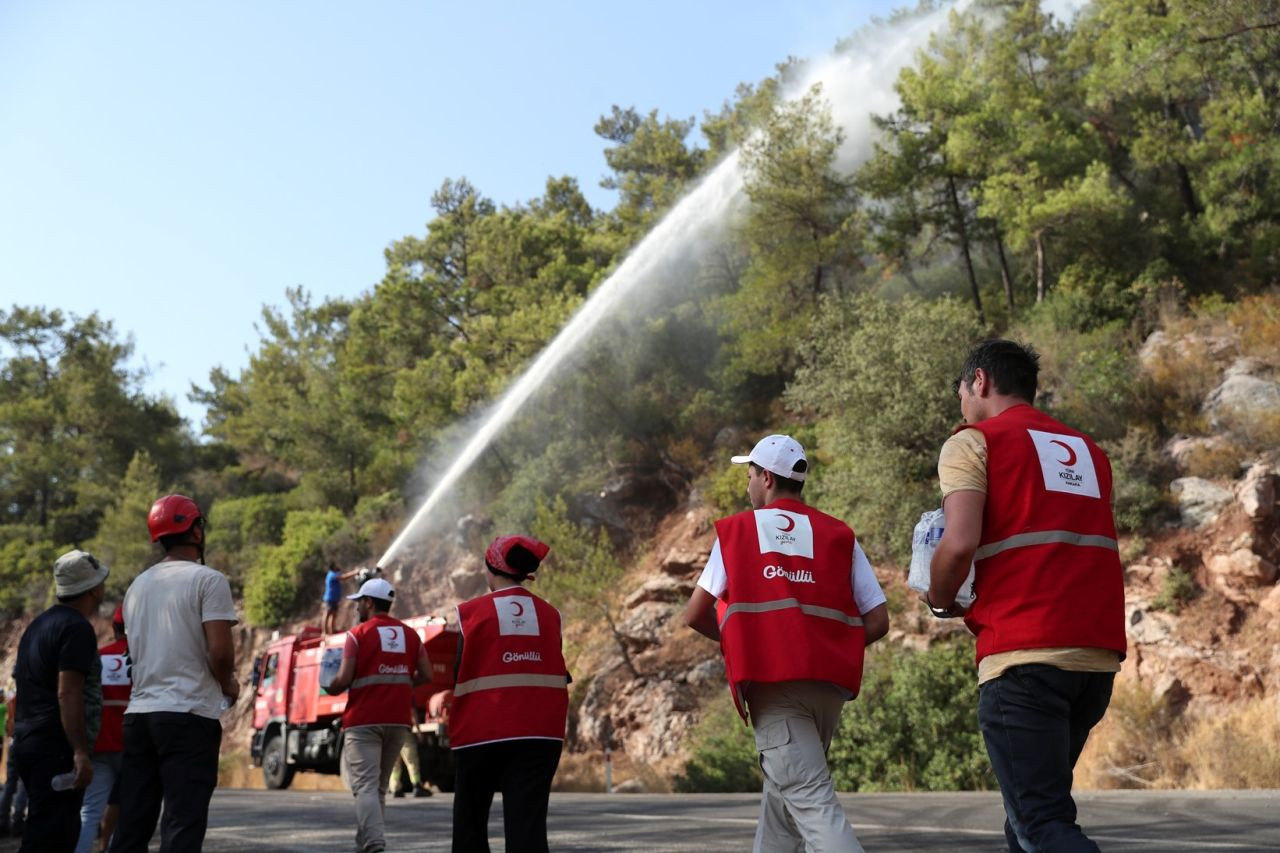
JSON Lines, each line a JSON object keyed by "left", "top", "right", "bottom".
{"left": 108, "top": 657, "right": 124, "bottom": 672}
{"left": 510, "top": 601, "right": 525, "bottom": 617}
{"left": 776, "top": 514, "right": 796, "bottom": 533}
{"left": 1049, "top": 439, "right": 1078, "bottom": 466}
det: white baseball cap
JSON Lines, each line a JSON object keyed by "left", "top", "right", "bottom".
{"left": 731, "top": 434, "right": 808, "bottom": 482}
{"left": 347, "top": 578, "right": 395, "bottom": 602}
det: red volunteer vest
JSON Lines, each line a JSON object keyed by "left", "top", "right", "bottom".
{"left": 450, "top": 588, "right": 569, "bottom": 749}
{"left": 960, "top": 405, "right": 1127, "bottom": 663}
{"left": 715, "top": 498, "right": 865, "bottom": 719}
{"left": 95, "top": 638, "right": 130, "bottom": 753}
{"left": 342, "top": 614, "right": 421, "bottom": 729}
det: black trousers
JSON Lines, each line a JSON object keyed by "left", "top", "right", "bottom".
{"left": 13, "top": 736, "right": 84, "bottom": 853}
{"left": 108, "top": 712, "right": 221, "bottom": 853}
{"left": 452, "top": 739, "right": 562, "bottom": 853}
{"left": 978, "top": 665, "right": 1114, "bottom": 853}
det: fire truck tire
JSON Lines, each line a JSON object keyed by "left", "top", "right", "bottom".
{"left": 262, "top": 734, "right": 295, "bottom": 790}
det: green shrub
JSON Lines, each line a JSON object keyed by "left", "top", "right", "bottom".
{"left": 208, "top": 493, "right": 288, "bottom": 591}
{"left": 785, "top": 294, "right": 983, "bottom": 564}
{"left": 829, "top": 638, "right": 992, "bottom": 791}
{"left": 0, "top": 530, "right": 60, "bottom": 616}
{"left": 1103, "top": 427, "right": 1173, "bottom": 533}
{"left": 675, "top": 694, "right": 762, "bottom": 793}
{"left": 244, "top": 508, "right": 353, "bottom": 626}
{"left": 1151, "top": 567, "right": 1198, "bottom": 614}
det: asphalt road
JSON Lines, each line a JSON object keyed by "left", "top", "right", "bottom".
{"left": 163, "top": 788, "right": 1276, "bottom": 851}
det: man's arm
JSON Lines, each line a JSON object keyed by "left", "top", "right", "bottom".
{"left": 413, "top": 646, "right": 432, "bottom": 686}
{"left": 683, "top": 587, "right": 720, "bottom": 642}
{"left": 927, "top": 489, "right": 985, "bottom": 614}
{"left": 339, "top": 568, "right": 362, "bottom": 581}
{"left": 326, "top": 635, "right": 358, "bottom": 694}
{"left": 203, "top": 620, "right": 240, "bottom": 702}
{"left": 861, "top": 603, "right": 889, "bottom": 646}
{"left": 57, "top": 669, "right": 93, "bottom": 788}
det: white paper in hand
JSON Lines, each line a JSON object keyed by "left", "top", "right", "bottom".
{"left": 908, "top": 507, "right": 977, "bottom": 608}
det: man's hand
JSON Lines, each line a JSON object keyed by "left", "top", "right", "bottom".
{"left": 927, "top": 489, "right": 984, "bottom": 616}
{"left": 204, "top": 619, "right": 238, "bottom": 704}
{"left": 72, "top": 748, "right": 93, "bottom": 790}
{"left": 223, "top": 677, "right": 242, "bottom": 703}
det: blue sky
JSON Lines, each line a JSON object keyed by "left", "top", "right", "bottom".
{"left": 0, "top": 0, "right": 902, "bottom": 429}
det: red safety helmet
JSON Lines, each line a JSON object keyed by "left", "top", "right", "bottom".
{"left": 147, "top": 494, "right": 203, "bottom": 542}
{"left": 485, "top": 535, "right": 550, "bottom": 579}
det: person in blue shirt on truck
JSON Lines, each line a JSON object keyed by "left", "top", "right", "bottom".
{"left": 323, "top": 563, "right": 362, "bottom": 635}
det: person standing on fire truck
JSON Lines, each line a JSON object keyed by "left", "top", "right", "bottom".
{"left": 683, "top": 434, "right": 889, "bottom": 853}
{"left": 76, "top": 605, "right": 130, "bottom": 853}
{"left": 326, "top": 577, "right": 432, "bottom": 853}
{"left": 449, "top": 535, "right": 569, "bottom": 853}
{"left": 110, "top": 494, "right": 238, "bottom": 853}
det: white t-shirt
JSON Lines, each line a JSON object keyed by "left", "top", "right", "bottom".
{"left": 697, "top": 539, "right": 887, "bottom": 614}
{"left": 123, "top": 560, "right": 238, "bottom": 720}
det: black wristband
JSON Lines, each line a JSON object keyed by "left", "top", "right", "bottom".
{"left": 925, "top": 590, "right": 956, "bottom": 619}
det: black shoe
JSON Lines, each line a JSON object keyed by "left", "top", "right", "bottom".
{"left": 413, "top": 784, "right": 432, "bottom": 798}
{"left": 11, "top": 817, "right": 23, "bottom": 838}
{"left": 0, "top": 820, "right": 9, "bottom": 838}
{"left": 392, "top": 787, "right": 405, "bottom": 798}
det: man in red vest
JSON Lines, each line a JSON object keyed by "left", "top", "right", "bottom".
{"left": 684, "top": 434, "right": 889, "bottom": 853}
{"left": 927, "top": 340, "right": 1125, "bottom": 853}
{"left": 76, "top": 606, "right": 129, "bottom": 853}
{"left": 326, "top": 577, "right": 431, "bottom": 853}
{"left": 450, "top": 535, "right": 569, "bottom": 853}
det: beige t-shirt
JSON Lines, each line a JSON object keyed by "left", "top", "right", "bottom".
{"left": 937, "top": 429, "right": 1120, "bottom": 685}
{"left": 124, "top": 560, "right": 238, "bottom": 719}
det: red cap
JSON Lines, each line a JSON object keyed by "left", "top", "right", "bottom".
{"left": 147, "top": 494, "right": 203, "bottom": 542}
{"left": 485, "top": 535, "right": 550, "bottom": 578}
{"left": 112, "top": 604, "right": 125, "bottom": 626}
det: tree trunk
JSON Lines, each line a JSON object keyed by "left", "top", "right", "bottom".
{"left": 947, "top": 176, "right": 986, "bottom": 324}
{"left": 995, "top": 234, "right": 1015, "bottom": 313}
{"left": 1035, "top": 232, "right": 1048, "bottom": 303}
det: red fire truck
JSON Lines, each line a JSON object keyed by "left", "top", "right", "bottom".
{"left": 249, "top": 615, "right": 458, "bottom": 790}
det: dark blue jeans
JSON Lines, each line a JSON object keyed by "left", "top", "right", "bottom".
{"left": 978, "top": 665, "right": 1114, "bottom": 853}
{"left": 108, "top": 712, "right": 221, "bottom": 853}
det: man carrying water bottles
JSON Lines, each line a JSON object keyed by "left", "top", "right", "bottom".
{"left": 683, "top": 434, "right": 889, "bottom": 852}
{"left": 926, "top": 340, "right": 1125, "bottom": 852}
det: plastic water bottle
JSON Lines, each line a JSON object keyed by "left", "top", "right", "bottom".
{"left": 51, "top": 771, "right": 76, "bottom": 791}
{"left": 908, "top": 507, "right": 977, "bottom": 608}
{"left": 319, "top": 646, "right": 343, "bottom": 690}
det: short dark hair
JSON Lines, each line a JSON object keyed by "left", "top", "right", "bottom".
{"left": 749, "top": 462, "right": 805, "bottom": 495}
{"left": 158, "top": 516, "right": 204, "bottom": 552}
{"left": 369, "top": 597, "right": 392, "bottom": 614}
{"left": 959, "top": 339, "right": 1039, "bottom": 403}
{"left": 56, "top": 589, "right": 93, "bottom": 605}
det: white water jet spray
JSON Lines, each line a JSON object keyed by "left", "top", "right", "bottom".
{"left": 379, "top": 0, "right": 979, "bottom": 569}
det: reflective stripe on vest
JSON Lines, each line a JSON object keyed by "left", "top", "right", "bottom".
{"left": 719, "top": 597, "right": 865, "bottom": 630}
{"left": 453, "top": 673, "right": 569, "bottom": 697}
{"left": 102, "top": 699, "right": 130, "bottom": 708}
{"left": 350, "top": 673, "right": 412, "bottom": 690}
{"left": 974, "top": 530, "right": 1118, "bottom": 561}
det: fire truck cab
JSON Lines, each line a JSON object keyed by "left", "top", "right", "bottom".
{"left": 249, "top": 615, "right": 458, "bottom": 790}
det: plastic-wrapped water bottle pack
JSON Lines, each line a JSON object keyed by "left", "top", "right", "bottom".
{"left": 907, "top": 507, "right": 977, "bottom": 609}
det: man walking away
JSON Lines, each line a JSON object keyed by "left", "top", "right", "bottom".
{"left": 77, "top": 605, "right": 130, "bottom": 853}
{"left": 449, "top": 536, "right": 570, "bottom": 853}
{"left": 13, "top": 550, "right": 108, "bottom": 853}
{"left": 927, "top": 340, "right": 1126, "bottom": 852}
{"left": 684, "top": 434, "right": 889, "bottom": 853}
{"left": 327, "top": 577, "right": 432, "bottom": 853}
{"left": 110, "top": 494, "right": 239, "bottom": 853}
